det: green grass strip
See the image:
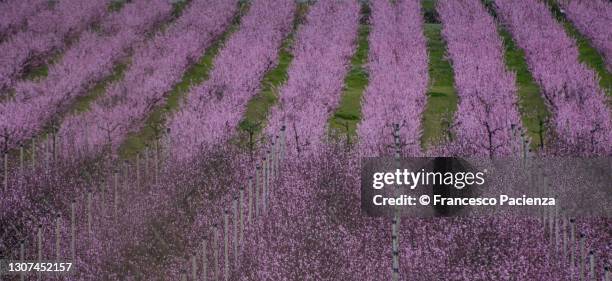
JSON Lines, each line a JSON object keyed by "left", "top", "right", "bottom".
{"left": 64, "top": 0, "right": 194, "bottom": 121}
{"left": 22, "top": 52, "right": 63, "bottom": 81}
{"left": 328, "top": 23, "right": 370, "bottom": 143}
{"left": 235, "top": 3, "right": 309, "bottom": 150}
{"left": 118, "top": 2, "right": 249, "bottom": 159}
{"left": 23, "top": 0, "right": 132, "bottom": 81}
{"left": 422, "top": 0, "right": 440, "bottom": 23}
{"left": 69, "top": 62, "right": 129, "bottom": 115}
{"left": 22, "top": 64, "right": 48, "bottom": 81}
{"left": 547, "top": 0, "right": 612, "bottom": 100}
{"left": 236, "top": 31, "right": 294, "bottom": 147}
{"left": 481, "top": 1, "right": 550, "bottom": 150}
{"left": 421, "top": 22, "right": 458, "bottom": 148}
{"left": 108, "top": 0, "right": 127, "bottom": 12}
{"left": 5, "top": 0, "right": 192, "bottom": 159}
{"left": 496, "top": 24, "right": 550, "bottom": 150}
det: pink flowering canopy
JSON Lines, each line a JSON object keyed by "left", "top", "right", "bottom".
{"left": 168, "top": 0, "right": 295, "bottom": 161}
{"left": 495, "top": 0, "right": 612, "bottom": 155}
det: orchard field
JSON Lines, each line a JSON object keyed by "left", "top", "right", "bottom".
{"left": 0, "top": 0, "right": 611, "bottom": 280}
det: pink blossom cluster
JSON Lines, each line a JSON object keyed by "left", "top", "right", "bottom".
{"left": 238, "top": 149, "right": 378, "bottom": 280}
{"left": 0, "top": 0, "right": 110, "bottom": 92}
{"left": 0, "top": 0, "right": 173, "bottom": 150}
{"left": 0, "top": 159, "right": 111, "bottom": 262}
{"left": 357, "top": 0, "right": 428, "bottom": 157}
{"left": 495, "top": 0, "right": 612, "bottom": 155}
{"left": 168, "top": 0, "right": 295, "bottom": 160}
{"left": 561, "top": 0, "right": 612, "bottom": 71}
{"left": 0, "top": 0, "right": 50, "bottom": 41}
{"left": 0, "top": 156, "right": 176, "bottom": 279}
{"left": 56, "top": 0, "right": 238, "bottom": 158}
{"left": 438, "top": 0, "right": 522, "bottom": 157}
{"left": 265, "top": 0, "right": 360, "bottom": 155}
{"left": 151, "top": 149, "right": 256, "bottom": 280}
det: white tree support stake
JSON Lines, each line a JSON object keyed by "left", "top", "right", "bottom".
{"left": 391, "top": 123, "right": 401, "bottom": 281}
{"left": 100, "top": 181, "right": 106, "bottom": 214}
{"left": 191, "top": 255, "right": 197, "bottom": 281}
{"left": 3, "top": 152, "right": 8, "bottom": 192}
{"left": 31, "top": 138, "right": 36, "bottom": 168}
{"left": 392, "top": 217, "right": 399, "bottom": 280}
{"left": 123, "top": 161, "right": 129, "bottom": 188}
{"left": 55, "top": 214, "right": 61, "bottom": 260}
{"left": 589, "top": 251, "right": 595, "bottom": 281}
{"left": 87, "top": 190, "right": 93, "bottom": 236}
{"left": 239, "top": 187, "right": 244, "bottom": 246}
{"left": 538, "top": 173, "right": 546, "bottom": 228}
{"left": 180, "top": 273, "right": 186, "bottom": 281}
{"left": 136, "top": 153, "right": 140, "bottom": 190}
{"left": 37, "top": 224, "right": 42, "bottom": 280}
{"left": 547, "top": 204, "right": 554, "bottom": 242}
{"left": 213, "top": 225, "right": 219, "bottom": 281}
{"left": 274, "top": 135, "right": 280, "bottom": 177}
{"left": 71, "top": 199, "right": 76, "bottom": 261}
{"left": 52, "top": 132, "right": 57, "bottom": 162}
{"left": 267, "top": 148, "right": 274, "bottom": 206}
{"left": 114, "top": 171, "right": 119, "bottom": 222}
{"left": 19, "top": 240, "right": 25, "bottom": 281}
{"left": 570, "top": 219, "right": 575, "bottom": 274}
{"left": 541, "top": 175, "right": 549, "bottom": 232}
{"left": 280, "top": 125, "right": 286, "bottom": 162}
{"left": 270, "top": 143, "right": 276, "bottom": 181}
{"left": 41, "top": 137, "right": 46, "bottom": 169}
{"left": 154, "top": 141, "right": 159, "bottom": 185}
{"left": 604, "top": 266, "right": 609, "bottom": 281}
{"left": 255, "top": 166, "right": 261, "bottom": 218}
{"left": 247, "top": 177, "right": 253, "bottom": 224}
{"left": 232, "top": 196, "right": 239, "bottom": 267}
{"left": 266, "top": 150, "right": 271, "bottom": 188}
{"left": 562, "top": 216, "right": 568, "bottom": 260}
{"left": 144, "top": 145, "right": 149, "bottom": 178}
{"left": 579, "top": 234, "right": 585, "bottom": 280}
{"left": 223, "top": 210, "right": 229, "bottom": 281}
{"left": 202, "top": 238, "right": 208, "bottom": 281}
{"left": 554, "top": 206, "right": 560, "bottom": 252}
{"left": 19, "top": 144, "right": 24, "bottom": 172}
{"left": 262, "top": 156, "right": 268, "bottom": 213}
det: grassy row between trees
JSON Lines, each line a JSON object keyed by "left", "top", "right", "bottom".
{"left": 546, "top": 0, "right": 612, "bottom": 102}
{"left": 23, "top": 0, "right": 611, "bottom": 159}
{"left": 420, "top": 22, "right": 458, "bottom": 148}
{"left": 23, "top": 0, "right": 133, "bottom": 82}
{"left": 118, "top": 1, "right": 250, "bottom": 158}
{"left": 4, "top": 0, "right": 191, "bottom": 160}
{"left": 328, "top": 22, "right": 370, "bottom": 144}
{"left": 480, "top": 1, "right": 551, "bottom": 149}
{"left": 236, "top": 3, "right": 310, "bottom": 152}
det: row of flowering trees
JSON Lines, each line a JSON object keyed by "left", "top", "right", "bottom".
{"left": 79, "top": 1, "right": 296, "bottom": 277}
{"left": 561, "top": 0, "right": 612, "bottom": 71}
{"left": 265, "top": 0, "right": 360, "bottom": 155}
{"left": 357, "top": 1, "right": 429, "bottom": 278}
{"left": 0, "top": 0, "right": 610, "bottom": 280}
{"left": 357, "top": 0, "right": 428, "bottom": 157}
{"left": 168, "top": 0, "right": 295, "bottom": 161}
{"left": 0, "top": 0, "right": 111, "bottom": 92}
{"left": 233, "top": 0, "right": 362, "bottom": 279}
{"left": 438, "top": 0, "right": 522, "bottom": 157}
{"left": 55, "top": 0, "right": 238, "bottom": 160}
{"left": 0, "top": 0, "right": 173, "bottom": 150}
{"left": 494, "top": 0, "right": 612, "bottom": 155}
{"left": 0, "top": 0, "right": 51, "bottom": 41}
{"left": 0, "top": 1, "right": 241, "bottom": 277}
